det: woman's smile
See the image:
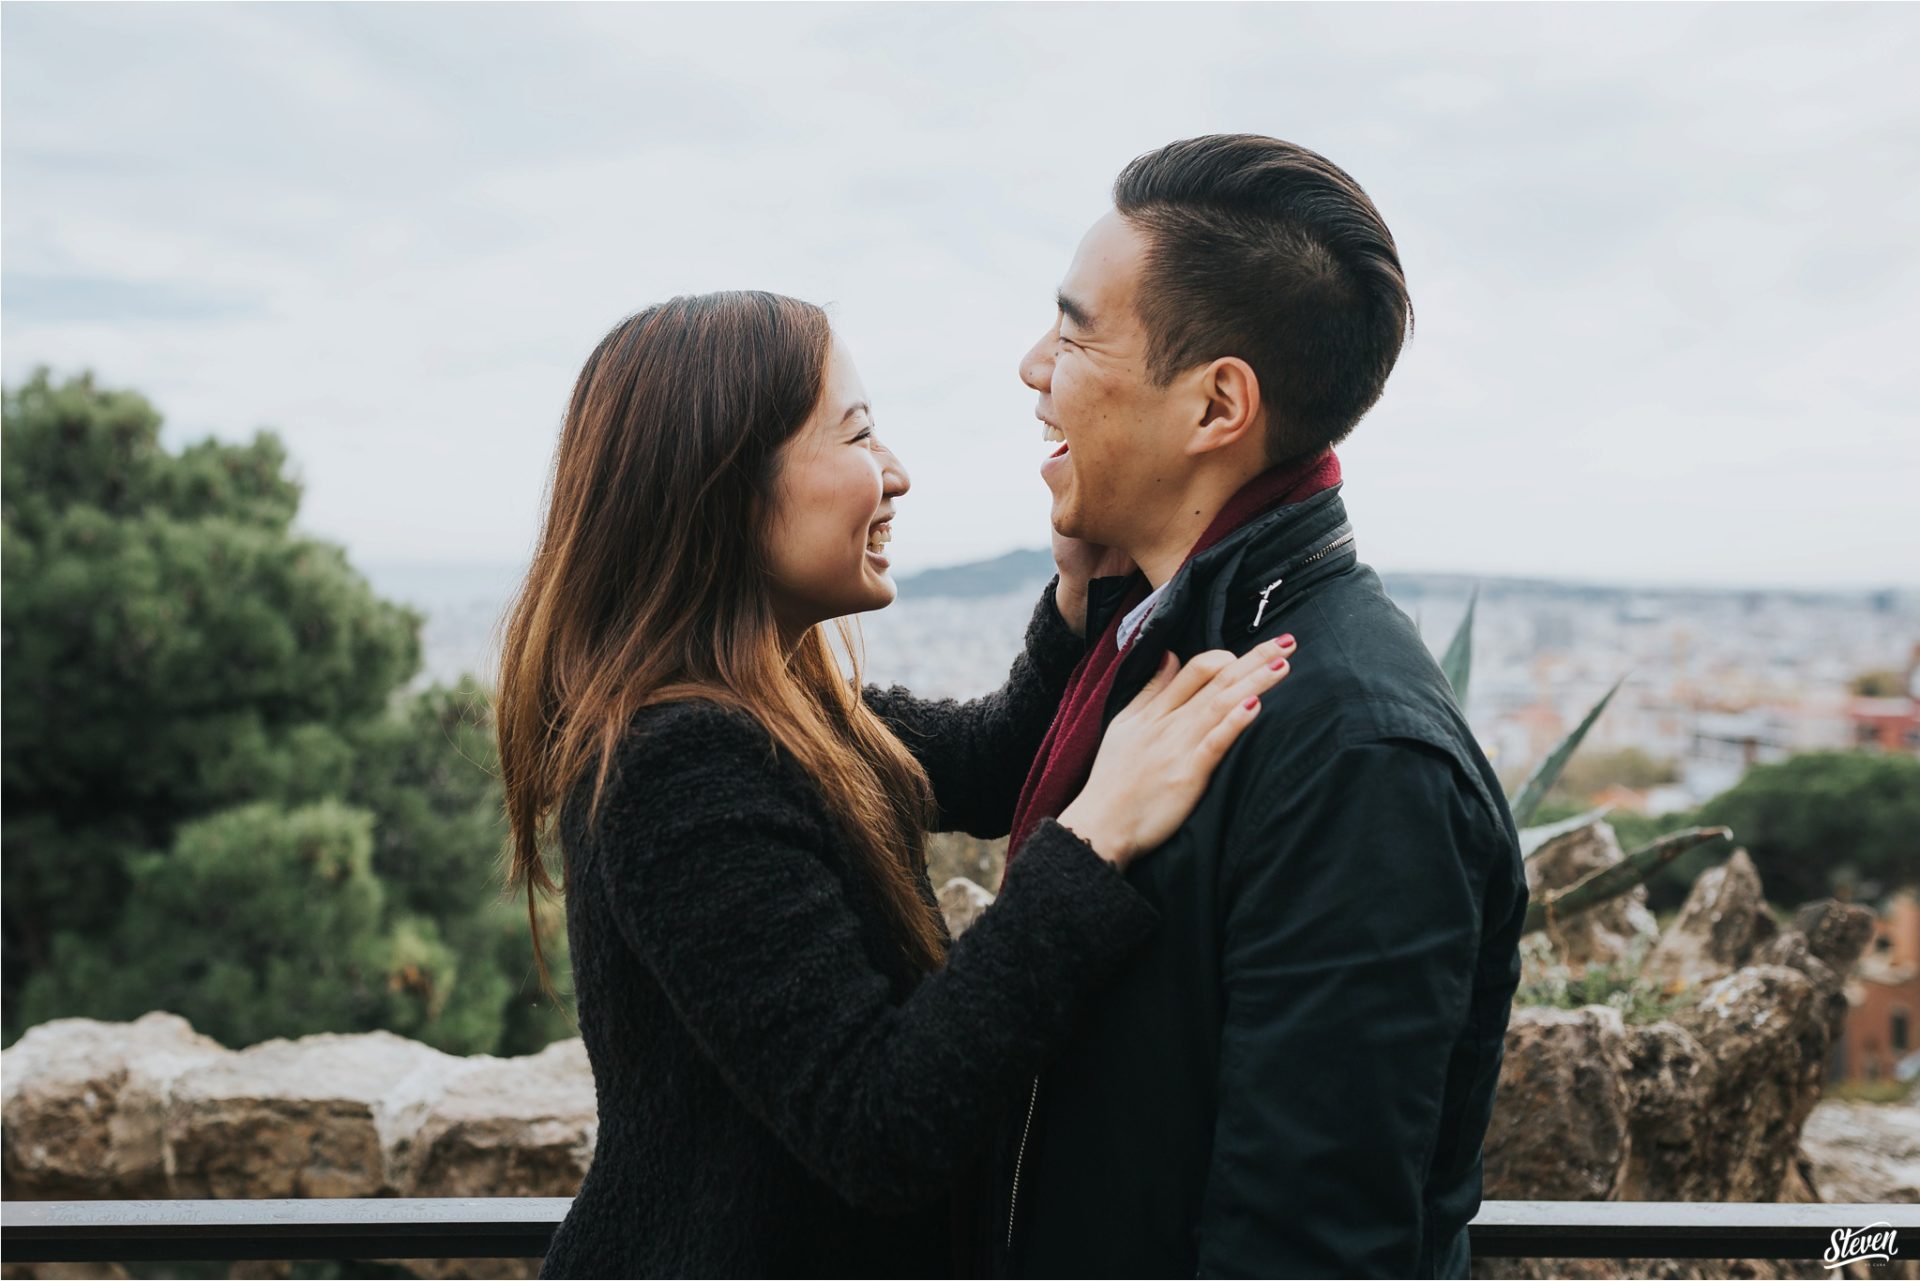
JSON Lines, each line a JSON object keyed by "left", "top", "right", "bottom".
{"left": 865, "top": 515, "right": 893, "bottom": 569}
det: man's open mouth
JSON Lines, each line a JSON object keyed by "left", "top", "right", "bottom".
{"left": 1043, "top": 421, "right": 1069, "bottom": 458}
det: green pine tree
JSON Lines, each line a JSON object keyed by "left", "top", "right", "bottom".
{"left": 3, "top": 369, "right": 571, "bottom": 1054}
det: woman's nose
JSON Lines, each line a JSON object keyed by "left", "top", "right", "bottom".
{"left": 881, "top": 446, "right": 910, "bottom": 497}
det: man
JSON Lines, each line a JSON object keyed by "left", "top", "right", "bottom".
{"left": 977, "top": 135, "right": 1528, "bottom": 1278}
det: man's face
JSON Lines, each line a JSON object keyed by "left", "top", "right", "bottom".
{"left": 1020, "top": 209, "right": 1187, "bottom": 548}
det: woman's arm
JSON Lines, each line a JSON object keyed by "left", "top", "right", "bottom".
{"left": 588, "top": 700, "right": 1157, "bottom": 1214}
{"left": 860, "top": 575, "right": 1086, "bottom": 838}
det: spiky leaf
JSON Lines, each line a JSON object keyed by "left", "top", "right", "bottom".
{"left": 1523, "top": 826, "right": 1732, "bottom": 935}
{"left": 1441, "top": 589, "right": 1477, "bottom": 707}
{"left": 1509, "top": 676, "right": 1625, "bottom": 826}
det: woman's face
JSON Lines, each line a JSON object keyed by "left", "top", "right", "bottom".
{"left": 764, "top": 335, "right": 910, "bottom": 640}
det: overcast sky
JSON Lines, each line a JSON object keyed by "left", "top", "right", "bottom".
{"left": 5, "top": 3, "right": 1916, "bottom": 589}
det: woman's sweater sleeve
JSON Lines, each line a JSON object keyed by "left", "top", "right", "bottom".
{"left": 588, "top": 701, "right": 1157, "bottom": 1214}
{"left": 860, "top": 575, "right": 1085, "bottom": 838}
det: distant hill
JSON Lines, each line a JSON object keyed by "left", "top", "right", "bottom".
{"left": 897, "top": 548, "right": 1057, "bottom": 597}
{"left": 360, "top": 552, "right": 1912, "bottom": 612}
{"left": 895, "top": 547, "right": 1910, "bottom": 608}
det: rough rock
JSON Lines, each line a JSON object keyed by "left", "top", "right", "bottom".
{"left": 1753, "top": 929, "right": 1817, "bottom": 974}
{"left": 1524, "top": 819, "right": 1660, "bottom": 973}
{"left": 1788, "top": 900, "right": 1878, "bottom": 974}
{"left": 1475, "top": 887, "right": 1896, "bottom": 1281}
{"left": 166, "top": 1029, "right": 461, "bottom": 1199}
{"left": 1, "top": 1011, "right": 230, "bottom": 1199}
{"left": 3, "top": 1015, "right": 604, "bottom": 1209}
{"left": 1800, "top": 1099, "right": 1920, "bottom": 1204}
{"left": 1473, "top": 1252, "right": 1867, "bottom": 1279}
{"left": 938, "top": 876, "right": 994, "bottom": 938}
{"left": 1641, "top": 849, "right": 1775, "bottom": 989}
{"left": 1482, "top": 1006, "right": 1634, "bottom": 1201}
{"left": 1663, "top": 966, "right": 1827, "bottom": 1202}
{"left": 1760, "top": 904, "right": 1878, "bottom": 1047}
{"left": 398, "top": 1037, "right": 597, "bottom": 1198}
{"left": 1618, "top": 1020, "right": 1708, "bottom": 1200}
{"left": 383, "top": 1259, "right": 541, "bottom": 1281}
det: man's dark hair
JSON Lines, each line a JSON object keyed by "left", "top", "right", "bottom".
{"left": 1113, "top": 134, "right": 1413, "bottom": 465}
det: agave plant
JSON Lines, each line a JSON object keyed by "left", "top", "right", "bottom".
{"left": 1433, "top": 592, "right": 1731, "bottom": 938}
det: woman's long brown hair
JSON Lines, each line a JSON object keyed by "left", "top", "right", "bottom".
{"left": 495, "top": 292, "right": 946, "bottom": 1015}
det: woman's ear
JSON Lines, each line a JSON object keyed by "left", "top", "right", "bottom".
{"left": 1183, "top": 356, "right": 1263, "bottom": 459}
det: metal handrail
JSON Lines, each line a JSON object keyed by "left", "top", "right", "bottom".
{"left": 2, "top": 1198, "right": 1914, "bottom": 1264}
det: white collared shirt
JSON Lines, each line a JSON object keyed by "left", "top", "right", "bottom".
{"left": 1115, "top": 578, "right": 1170, "bottom": 651}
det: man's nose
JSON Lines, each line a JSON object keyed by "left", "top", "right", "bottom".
{"left": 1019, "top": 331, "right": 1054, "bottom": 393}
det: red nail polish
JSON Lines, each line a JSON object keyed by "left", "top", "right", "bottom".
{"left": 1277, "top": 633, "right": 1296, "bottom": 648}
{"left": 1269, "top": 655, "right": 1289, "bottom": 671}
{"left": 1243, "top": 696, "right": 1259, "bottom": 710}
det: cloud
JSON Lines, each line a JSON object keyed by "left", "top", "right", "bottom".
{"left": 4, "top": 274, "right": 264, "bottom": 326}
{"left": 4, "top": 2, "right": 1917, "bottom": 586}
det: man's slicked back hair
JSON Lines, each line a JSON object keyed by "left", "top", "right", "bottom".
{"left": 1113, "top": 134, "right": 1413, "bottom": 464}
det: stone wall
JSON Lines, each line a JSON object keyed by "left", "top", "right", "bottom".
{"left": 1472, "top": 825, "right": 1909, "bottom": 1279}
{"left": 2, "top": 1018, "right": 592, "bottom": 1279}
{"left": 4, "top": 828, "right": 1914, "bottom": 1280}
{"left": 2, "top": 1018, "right": 595, "bottom": 1207}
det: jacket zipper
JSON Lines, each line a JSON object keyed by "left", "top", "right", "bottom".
{"left": 1005, "top": 1074, "right": 1040, "bottom": 1254}
{"left": 1248, "top": 526, "right": 1354, "bottom": 632}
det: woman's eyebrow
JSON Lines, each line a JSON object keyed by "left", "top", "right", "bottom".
{"left": 839, "top": 401, "right": 871, "bottom": 425}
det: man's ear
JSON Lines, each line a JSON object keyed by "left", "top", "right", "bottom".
{"left": 1182, "top": 356, "right": 1263, "bottom": 459}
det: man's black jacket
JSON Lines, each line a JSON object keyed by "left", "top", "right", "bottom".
{"left": 971, "top": 483, "right": 1528, "bottom": 1279}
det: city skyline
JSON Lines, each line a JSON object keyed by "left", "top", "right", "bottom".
{"left": 361, "top": 548, "right": 1920, "bottom": 820}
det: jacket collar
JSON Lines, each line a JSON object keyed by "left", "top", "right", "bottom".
{"left": 1086, "top": 484, "right": 1358, "bottom": 695}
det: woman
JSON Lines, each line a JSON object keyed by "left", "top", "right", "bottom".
{"left": 496, "top": 292, "right": 1295, "bottom": 1278}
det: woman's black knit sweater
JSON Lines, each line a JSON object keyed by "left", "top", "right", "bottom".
{"left": 538, "top": 579, "right": 1160, "bottom": 1279}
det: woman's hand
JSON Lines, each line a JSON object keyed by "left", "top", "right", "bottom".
{"left": 1057, "top": 635, "right": 1298, "bottom": 866}
{"left": 1052, "top": 528, "right": 1137, "bottom": 638}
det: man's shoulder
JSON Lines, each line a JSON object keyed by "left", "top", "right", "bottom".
{"left": 1223, "top": 566, "right": 1511, "bottom": 831}
{"left": 1218, "top": 712, "right": 1520, "bottom": 895}
{"left": 1248, "top": 570, "right": 1470, "bottom": 753}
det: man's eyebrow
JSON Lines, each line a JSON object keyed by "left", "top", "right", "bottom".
{"left": 838, "top": 401, "right": 871, "bottom": 425}
{"left": 1056, "top": 290, "right": 1094, "bottom": 333}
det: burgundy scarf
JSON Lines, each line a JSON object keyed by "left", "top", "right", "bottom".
{"left": 1001, "top": 450, "right": 1341, "bottom": 881}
